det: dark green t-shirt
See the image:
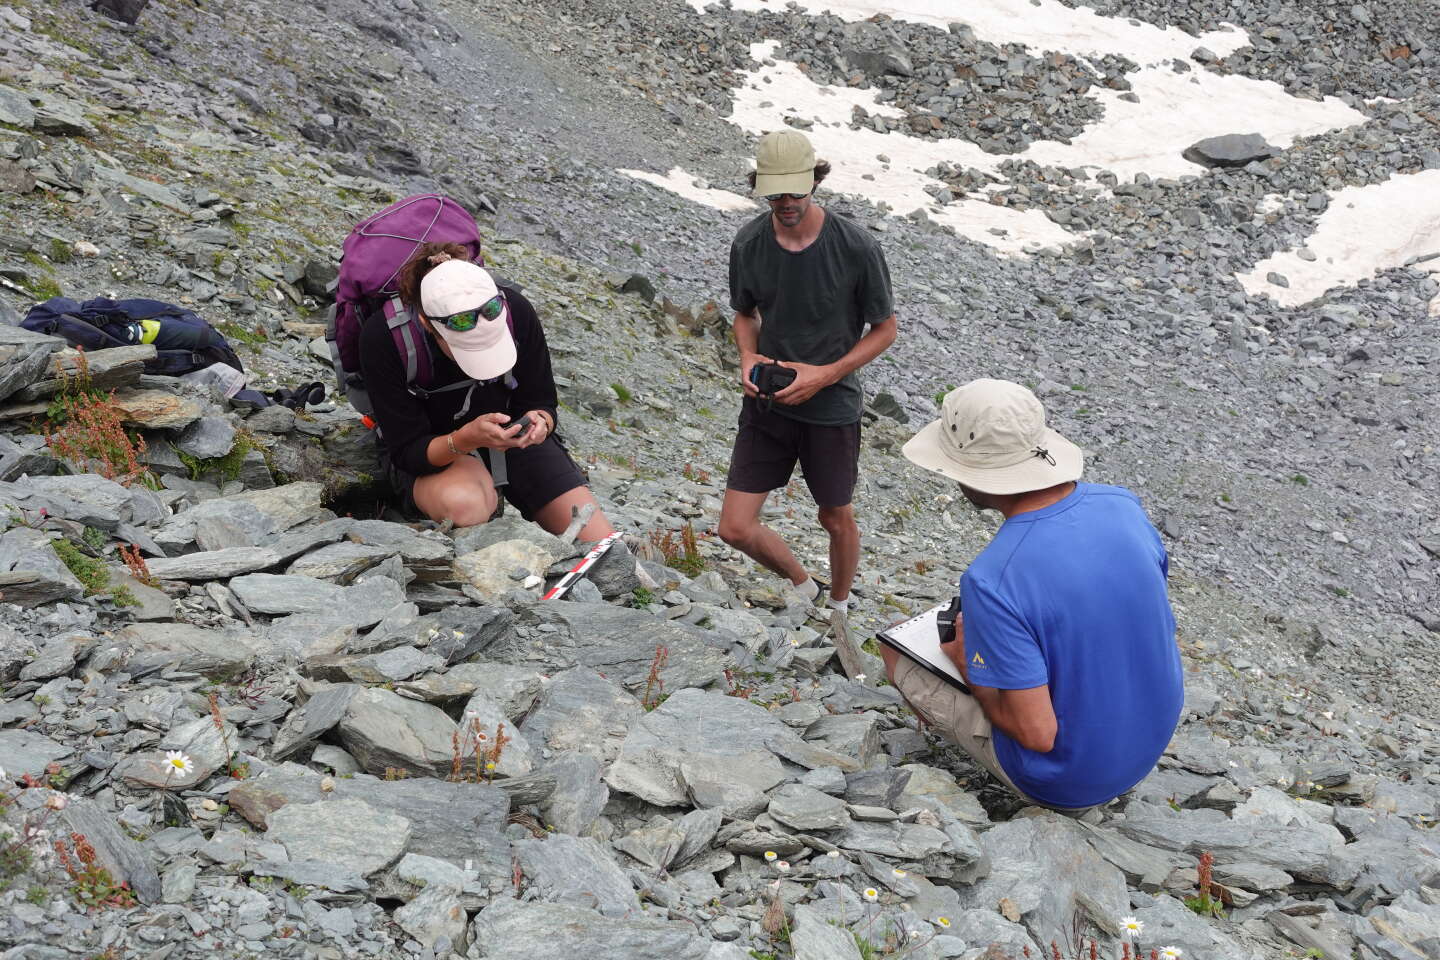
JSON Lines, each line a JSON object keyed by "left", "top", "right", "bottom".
{"left": 728, "top": 209, "right": 895, "bottom": 425}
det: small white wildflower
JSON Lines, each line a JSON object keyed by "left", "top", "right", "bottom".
{"left": 320, "top": 776, "right": 335, "bottom": 793}
{"left": 426, "top": 627, "right": 440, "bottom": 640}
{"left": 1119, "top": 917, "right": 1144, "bottom": 938}
{"left": 937, "top": 917, "right": 951, "bottom": 929}
{"left": 892, "top": 868, "right": 907, "bottom": 878}
{"left": 452, "top": 629, "right": 465, "bottom": 640}
{"left": 164, "top": 751, "right": 193, "bottom": 776}
{"left": 789, "top": 636, "right": 800, "bottom": 647}
{"left": 776, "top": 861, "right": 790, "bottom": 873}
{"left": 1160, "top": 948, "right": 1182, "bottom": 960}
{"left": 763, "top": 851, "right": 777, "bottom": 862}
{"left": 44, "top": 792, "right": 68, "bottom": 810}
{"left": 484, "top": 761, "right": 496, "bottom": 771}
{"left": 863, "top": 888, "right": 879, "bottom": 902}
{"left": 855, "top": 673, "right": 867, "bottom": 682}
{"left": 827, "top": 850, "right": 841, "bottom": 858}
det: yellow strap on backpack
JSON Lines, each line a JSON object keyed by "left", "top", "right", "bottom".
{"left": 138, "top": 319, "right": 161, "bottom": 343}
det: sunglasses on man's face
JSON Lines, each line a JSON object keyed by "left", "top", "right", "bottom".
{"left": 434, "top": 295, "right": 503, "bottom": 332}
{"left": 765, "top": 192, "right": 810, "bottom": 203}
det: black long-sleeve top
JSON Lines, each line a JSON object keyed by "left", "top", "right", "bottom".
{"left": 358, "top": 287, "right": 560, "bottom": 476}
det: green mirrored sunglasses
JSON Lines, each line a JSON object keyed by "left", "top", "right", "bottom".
{"left": 435, "top": 294, "right": 504, "bottom": 331}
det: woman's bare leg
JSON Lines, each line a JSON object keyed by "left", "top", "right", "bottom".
{"left": 532, "top": 486, "right": 615, "bottom": 542}
{"left": 411, "top": 455, "right": 498, "bottom": 527}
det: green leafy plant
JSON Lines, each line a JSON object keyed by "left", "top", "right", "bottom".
{"left": 54, "top": 832, "right": 137, "bottom": 911}
{"left": 1183, "top": 851, "right": 1226, "bottom": 919}
{"left": 610, "top": 383, "right": 633, "bottom": 403}
{"left": 630, "top": 586, "right": 657, "bottom": 608}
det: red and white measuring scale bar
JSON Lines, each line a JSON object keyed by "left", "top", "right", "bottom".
{"left": 540, "top": 533, "right": 622, "bottom": 601}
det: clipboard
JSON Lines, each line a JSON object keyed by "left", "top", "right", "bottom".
{"left": 875, "top": 601, "right": 970, "bottom": 693}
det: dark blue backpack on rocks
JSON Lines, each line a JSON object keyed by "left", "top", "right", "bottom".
{"left": 21, "top": 297, "right": 246, "bottom": 377}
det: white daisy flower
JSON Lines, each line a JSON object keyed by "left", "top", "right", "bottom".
{"left": 892, "top": 868, "right": 907, "bottom": 878}
{"left": 776, "top": 861, "right": 790, "bottom": 873}
{"left": 863, "top": 888, "right": 879, "bottom": 902}
{"left": 763, "top": 851, "right": 777, "bottom": 862}
{"left": 1119, "top": 917, "right": 1144, "bottom": 938}
{"left": 937, "top": 917, "right": 951, "bottom": 928}
{"left": 164, "top": 751, "right": 193, "bottom": 776}
{"left": 855, "top": 673, "right": 867, "bottom": 683}
{"left": 1160, "top": 948, "right": 1182, "bottom": 960}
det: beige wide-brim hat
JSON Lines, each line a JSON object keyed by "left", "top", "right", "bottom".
{"left": 902, "top": 379, "right": 1084, "bottom": 495}
{"left": 752, "top": 129, "right": 816, "bottom": 198}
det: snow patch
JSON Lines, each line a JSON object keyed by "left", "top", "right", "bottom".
{"left": 619, "top": 166, "right": 759, "bottom": 212}
{"left": 695, "top": 0, "right": 1250, "bottom": 65}
{"left": 1238, "top": 171, "right": 1440, "bottom": 308}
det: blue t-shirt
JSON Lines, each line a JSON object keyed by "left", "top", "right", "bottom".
{"left": 960, "top": 483, "right": 1182, "bottom": 808}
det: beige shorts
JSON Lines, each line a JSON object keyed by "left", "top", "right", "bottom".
{"left": 891, "top": 656, "right": 1039, "bottom": 804}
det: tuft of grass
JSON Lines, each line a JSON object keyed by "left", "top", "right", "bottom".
{"left": 932, "top": 384, "right": 955, "bottom": 408}
{"left": 51, "top": 540, "right": 109, "bottom": 595}
{"left": 610, "top": 383, "right": 633, "bottom": 403}
{"left": 48, "top": 237, "right": 73, "bottom": 264}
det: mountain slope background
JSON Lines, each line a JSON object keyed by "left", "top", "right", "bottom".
{"left": 0, "top": 0, "right": 1438, "bottom": 956}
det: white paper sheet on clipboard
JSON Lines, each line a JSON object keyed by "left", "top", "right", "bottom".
{"left": 875, "top": 602, "right": 970, "bottom": 692}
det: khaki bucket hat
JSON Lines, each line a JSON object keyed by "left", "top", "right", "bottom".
{"left": 902, "top": 379, "right": 1083, "bottom": 495}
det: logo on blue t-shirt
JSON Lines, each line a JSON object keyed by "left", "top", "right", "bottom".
{"left": 970, "top": 652, "right": 986, "bottom": 667}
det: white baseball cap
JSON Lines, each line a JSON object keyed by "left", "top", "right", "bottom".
{"left": 419, "top": 260, "right": 516, "bottom": 381}
{"left": 902, "top": 379, "right": 1084, "bottom": 495}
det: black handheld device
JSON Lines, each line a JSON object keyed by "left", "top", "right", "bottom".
{"left": 508, "top": 414, "right": 533, "bottom": 434}
{"left": 936, "top": 594, "right": 962, "bottom": 645}
{"left": 749, "top": 362, "right": 797, "bottom": 396}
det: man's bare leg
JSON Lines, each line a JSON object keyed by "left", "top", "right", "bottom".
{"left": 718, "top": 488, "right": 808, "bottom": 585}
{"left": 818, "top": 503, "right": 859, "bottom": 602}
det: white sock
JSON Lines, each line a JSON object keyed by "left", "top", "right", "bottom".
{"left": 826, "top": 595, "right": 850, "bottom": 611}
{"left": 794, "top": 577, "right": 820, "bottom": 601}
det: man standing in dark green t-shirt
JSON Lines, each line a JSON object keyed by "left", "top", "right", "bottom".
{"left": 717, "top": 130, "right": 897, "bottom": 615}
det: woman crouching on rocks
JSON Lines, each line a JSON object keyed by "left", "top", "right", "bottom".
{"left": 359, "top": 242, "right": 614, "bottom": 540}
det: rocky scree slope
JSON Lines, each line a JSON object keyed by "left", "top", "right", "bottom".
{"left": 0, "top": 1, "right": 1438, "bottom": 959}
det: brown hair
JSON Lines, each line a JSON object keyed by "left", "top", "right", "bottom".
{"left": 747, "top": 159, "right": 831, "bottom": 192}
{"left": 396, "top": 242, "right": 473, "bottom": 313}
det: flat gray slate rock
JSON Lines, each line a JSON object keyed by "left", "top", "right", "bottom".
{"left": 228, "top": 770, "right": 510, "bottom": 880}
{"left": 336, "top": 687, "right": 459, "bottom": 777}
{"left": 228, "top": 572, "right": 405, "bottom": 626}
{"left": 58, "top": 798, "right": 162, "bottom": 904}
{"left": 605, "top": 688, "right": 809, "bottom": 807}
{"left": 791, "top": 903, "right": 863, "bottom": 960}
{"left": 114, "top": 622, "right": 261, "bottom": 680}
{"left": 957, "top": 813, "right": 1127, "bottom": 945}
{"left": 493, "top": 601, "right": 734, "bottom": 694}
{"left": 1182, "top": 132, "right": 1278, "bottom": 168}
{"left": 468, "top": 899, "right": 712, "bottom": 960}
{"left": 514, "top": 835, "right": 640, "bottom": 918}
{"left": 146, "top": 546, "right": 282, "bottom": 581}
{"left": 0, "top": 728, "right": 74, "bottom": 778}
{"left": 268, "top": 797, "right": 411, "bottom": 877}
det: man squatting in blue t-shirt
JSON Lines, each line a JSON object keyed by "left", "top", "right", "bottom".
{"left": 887, "top": 379, "right": 1184, "bottom": 811}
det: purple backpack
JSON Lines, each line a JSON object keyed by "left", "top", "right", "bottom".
{"left": 327, "top": 194, "right": 497, "bottom": 418}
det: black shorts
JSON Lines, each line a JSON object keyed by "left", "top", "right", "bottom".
{"left": 725, "top": 397, "right": 861, "bottom": 508}
{"left": 384, "top": 434, "right": 588, "bottom": 522}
